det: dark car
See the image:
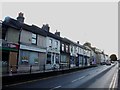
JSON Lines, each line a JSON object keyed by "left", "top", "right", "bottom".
{"left": 100, "top": 62, "right": 106, "bottom": 65}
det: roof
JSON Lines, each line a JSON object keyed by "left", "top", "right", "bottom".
{"left": 43, "top": 29, "right": 62, "bottom": 40}
{"left": 22, "top": 24, "right": 47, "bottom": 37}
{"left": 2, "top": 17, "right": 21, "bottom": 30}
{"left": 2, "top": 17, "right": 47, "bottom": 37}
{"left": 2, "top": 17, "right": 64, "bottom": 39}
{"left": 60, "top": 37, "right": 71, "bottom": 44}
{"left": 63, "top": 37, "right": 83, "bottom": 48}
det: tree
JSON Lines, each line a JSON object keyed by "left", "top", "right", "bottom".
{"left": 110, "top": 54, "right": 117, "bottom": 61}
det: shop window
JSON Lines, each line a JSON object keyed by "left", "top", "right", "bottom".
{"left": 46, "top": 54, "right": 51, "bottom": 64}
{"left": 20, "top": 51, "right": 29, "bottom": 65}
{"left": 29, "top": 52, "right": 39, "bottom": 65}
{"left": 34, "top": 58, "right": 39, "bottom": 64}
{"left": 52, "top": 55, "right": 54, "bottom": 64}
{"left": 56, "top": 55, "right": 59, "bottom": 64}
{"left": 61, "top": 55, "right": 67, "bottom": 63}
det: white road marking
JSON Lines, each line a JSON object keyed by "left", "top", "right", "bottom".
{"left": 113, "top": 70, "right": 118, "bottom": 88}
{"left": 109, "top": 69, "right": 118, "bottom": 89}
{"left": 72, "top": 76, "right": 86, "bottom": 82}
{"left": 5, "top": 66, "right": 100, "bottom": 87}
{"left": 50, "top": 85, "right": 61, "bottom": 90}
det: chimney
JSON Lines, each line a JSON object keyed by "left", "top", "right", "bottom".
{"left": 17, "top": 12, "right": 25, "bottom": 23}
{"left": 42, "top": 24, "right": 50, "bottom": 32}
{"left": 77, "top": 41, "right": 79, "bottom": 44}
{"left": 55, "top": 30, "right": 60, "bottom": 37}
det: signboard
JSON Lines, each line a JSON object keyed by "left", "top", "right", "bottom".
{"left": 2, "top": 42, "right": 19, "bottom": 49}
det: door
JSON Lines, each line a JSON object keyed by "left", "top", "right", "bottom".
{"left": 9, "top": 52, "right": 17, "bottom": 72}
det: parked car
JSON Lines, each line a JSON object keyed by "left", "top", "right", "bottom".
{"left": 100, "top": 62, "right": 106, "bottom": 65}
{"left": 106, "top": 60, "right": 111, "bottom": 65}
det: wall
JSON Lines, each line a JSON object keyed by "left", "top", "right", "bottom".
{"left": 20, "top": 30, "right": 32, "bottom": 44}
{"left": 39, "top": 52, "right": 47, "bottom": 70}
{"left": 46, "top": 37, "right": 60, "bottom": 54}
{"left": 37, "top": 35, "right": 46, "bottom": 48}
{"left": 6, "top": 28, "right": 19, "bottom": 43}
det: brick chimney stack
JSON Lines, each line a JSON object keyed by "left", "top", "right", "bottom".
{"left": 55, "top": 30, "right": 60, "bottom": 37}
{"left": 77, "top": 41, "right": 79, "bottom": 44}
{"left": 42, "top": 24, "right": 50, "bottom": 32}
{"left": 17, "top": 12, "right": 25, "bottom": 23}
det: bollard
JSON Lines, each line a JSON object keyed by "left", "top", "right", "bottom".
{"left": 10, "top": 65, "right": 12, "bottom": 76}
{"left": 30, "top": 65, "right": 32, "bottom": 74}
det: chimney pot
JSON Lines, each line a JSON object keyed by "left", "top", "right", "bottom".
{"left": 55, "top": 30, "right": 60, "bottom": 37}
{"left": 77, "top": 41, "right": 79, "bottom": 44}
{"left": 17, "top": 12, "right": 25, "bottom": 23}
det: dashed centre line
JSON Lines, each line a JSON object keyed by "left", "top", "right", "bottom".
{"left": 50, "top": 85, "right": 61, "bottom": 90}
{"left": 72, "top": 76, "right": 86, "bottom": 83}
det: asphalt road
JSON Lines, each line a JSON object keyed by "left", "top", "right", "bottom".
{"left": 4, "top": 62, "right": 118, "bottom": 90}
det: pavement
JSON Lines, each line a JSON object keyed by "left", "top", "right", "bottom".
{"left": 2, "top": 66, "right": 93, "bottom": 77}
{"left": 2, "top": 62, "right": 118, "bottom": 90}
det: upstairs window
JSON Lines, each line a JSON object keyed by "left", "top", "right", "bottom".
{"left": 46, "top": 54, "right": 51, "bottom": 64}
{"left": 74, "top": 47, "right": 76, "bottom": 53}
{"left": 49, "top": 39, "right": 52, "bottom": 48}
{"left": 66, "top": 45, "right": 69, "bottom": 52}
{"left": 71, "top": 46, "right": 73, "bottom": 52}
{"left": 62, "top": 44, "right": 64, "bottom": 51}
{"left": 32, "top": 33, "right": 37, "bottom": 45}
{"left": 55, "top": 41, "right": 58, "bottom": 49}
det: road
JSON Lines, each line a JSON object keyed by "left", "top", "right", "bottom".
{"left": 3, "top": 62, "right": 118, "bottom": 90}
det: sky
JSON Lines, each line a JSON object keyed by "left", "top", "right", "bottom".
{"left": 1, "top": 2, "right": 118, "bottom": 57}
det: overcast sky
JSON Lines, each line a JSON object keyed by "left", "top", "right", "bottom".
{"left": 2, "top": 2, "right": 118, "bottom": 57}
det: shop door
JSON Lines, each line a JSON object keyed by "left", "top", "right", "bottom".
{"left": 9, "top": 52, "right": 17, "bottom": 72}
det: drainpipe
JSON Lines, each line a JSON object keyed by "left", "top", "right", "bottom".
{"left": 16, "top": 27, "right": 22, "bottom": 72}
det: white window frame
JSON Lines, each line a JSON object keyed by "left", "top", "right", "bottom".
{"left": 32, "top": 33, "right": 37, "bottom": 44}
{"left": 62, "top": 43, "right": 64, "bottom": 51}
{"left": 49, "top": 39, "right": 52, "bottom": 48}
{"left": 55, "top": 41, "right": 58, "bottom": 49}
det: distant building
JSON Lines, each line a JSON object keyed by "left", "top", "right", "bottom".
{"left": 44, "top": 26, "right": 61, "bottom": 70}
{"left": 60, "top": 37, "right": 70, "bottom": 68}
{"left": 83, "top": 42, "right": 97, "bottom": 65}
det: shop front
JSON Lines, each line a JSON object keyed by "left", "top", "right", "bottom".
{"left": 18, "top": 44, "right": 47, "bottom": 72}
{"left": 2, "top": 41, "right": 19, "bottom": 73}
{"left": 46, "top": 52, "right": 60, "bottom": 70}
